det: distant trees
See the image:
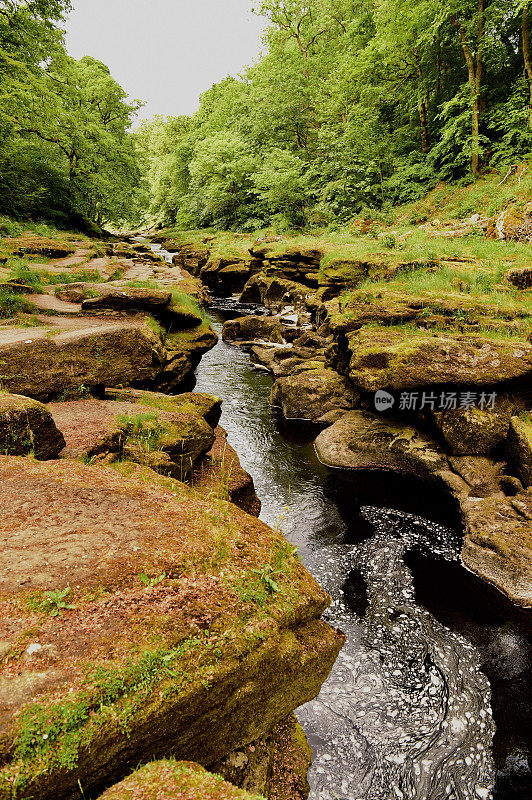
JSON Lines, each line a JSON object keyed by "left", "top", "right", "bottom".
{"left": 137, "top": 0, "right": 532, "bottom": 230}
{"left": 0, "top": 0, "right": 141, "bottom": 226}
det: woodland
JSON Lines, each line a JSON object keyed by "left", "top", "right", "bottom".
{"left": 3, "top": 0, "right": 532, "bottom": 230}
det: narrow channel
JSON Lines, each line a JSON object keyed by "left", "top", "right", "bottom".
{"left": 193, "top": 309, "right": 532, "bottom": 800}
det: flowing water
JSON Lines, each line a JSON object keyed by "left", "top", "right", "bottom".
{"left": 145, "top": 238, "right": 531, "bottom": 799}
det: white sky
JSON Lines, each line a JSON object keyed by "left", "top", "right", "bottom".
{"left": 63, "top": 0, "right": 267, "bottom": 123}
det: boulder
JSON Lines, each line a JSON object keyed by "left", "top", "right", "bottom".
{"left": 430, "top": 394, "right": 520, "bottom": 455}
{"left": 81, "top": 287, "right": 171, "bottom": 312}
{"left": 98, "top": 761, "right": 263, "bottom": 800}
{"left": 0, "top": 392, "right": 65, "bottom": 459}
{"left": 50, "top": 391, "right": 220, "bottom": 479}
{"left": 506, "top": 415, "right": 532, "bottom": 486}
{"left": 315, "top": 409, "right": 449, "bottom": 480}
{"left": 240, "top": 275, "right": 310, "bottom": 313}
{"left": 212, "top": 713, "right": 311, "bottom": 800}
{"left": 270, "top": 369, "right": 357, "bottom": 421}
{"left": 0, "top": 322, "right": 166, "bottom": 400}
{"left": 223, "top": 316, "right": 285, "bottom": 344}
{"left": 462, "top": 490, "right": 532, "bottom": 607}
{"left": 150, "top": 323, "right": 219, "bottom": 393}
{"left": 344, "top": 327, "right": 532, "bottom": 392}
{"left": 0, "top": 457, "right": 343, "bottom": 800}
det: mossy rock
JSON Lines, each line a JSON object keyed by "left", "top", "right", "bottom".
{"left": 270, "top": 369, "right": 358, "bottom": 422}
{"left": 223, "top": 317, "right": 285, "bottom": 345}
{"left": 0, "top": 321, "right": 166, "bottom": 401}
{"left": 97, "top": 760, "right": 265, "bottom": 799}
{"left": 506, "top": 415, "right": 532, "bottom": 487}
{"left": 0, "top": 392, "right": 65, "bottom": 459}
{"left": 81, "top": 288, "right": 172, "bottom": 312}
{"left": 345, "top": 326, "right": 532, "bottom": 392}
{"left": 462, "top": 490, "right": 532, "bottom": 607}
{"left": 0, "top": 457, "right": 343, "bottom": 800}
{"left": 431, "top": 394, "right": 521, "bottom": 456}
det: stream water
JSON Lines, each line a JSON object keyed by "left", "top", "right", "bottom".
{"left": 145, "top": 240, "right": 531, "bottom": 799}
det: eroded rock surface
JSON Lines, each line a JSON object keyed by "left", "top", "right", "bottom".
{"left": 270, "top": 369, "right": 357, "bottom": 422}
{"left": 0, "top": 458, "right": 343, "bottom": 800}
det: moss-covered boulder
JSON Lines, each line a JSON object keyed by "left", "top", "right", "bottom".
{"left": 270, "top": 369, "right": 357, "bottom": 422}
{"left": 462, "top": 490, "right": 532, "bottom": 607}
{"left": 0, "top": 322, "right": 166, "bottom": 400}
{"left": 431, "top": 394, "right": 520, "bottom": 455}
{"left": 0, "top": 392, "right": 65, "bottom": 459}
{"left": 315, "top": 409, "right": 449, "bottom": 480}
{"left": 344, "top": 326, "right": 532, "bottom": 392}
{"left": 149, "top": 322, "right": 219, "bottom": 393}
{"left": 0, "top": 457, "right": 343, "bottom": 800}
{"left": 223, "top": 317, "right": 285, "bottom": 344}
{"left": 239, "top": 275, "right": 310, "bottom": 313}
{"left": 81, "top": 287, "right": 172, "bottom": 312}
{"left": 49, "top": 391, "right": 220, "bottom": 479}
{"left": 212, "top": 714, "right": 311, "bottom": 800}
{"left": 506, "top": 415, "right": 532, "bottom": 487}
{"left": 98, "top": 761, "right": 264, "bottom": 800}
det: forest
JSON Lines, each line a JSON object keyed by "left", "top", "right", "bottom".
{"left": 3, "top": 0, "right": 532, "bottom": 230}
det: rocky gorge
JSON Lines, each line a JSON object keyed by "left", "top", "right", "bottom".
{"left": 0, "top": 223, "right": 530, "bottom": 799}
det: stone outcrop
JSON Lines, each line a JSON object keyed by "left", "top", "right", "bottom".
{"left": 223, "top": 316, "right": 285, "bottom": 344}
{"left": 151, "top": 323, "right": 219, "bottom": 393}
{"left": 342, "top": 327, "right": 532, "bottom": 392}
{"left": 192, "top": 427, "right": 261, "bottom": 517}
{"left": 314, "top": 409, "right": 449, "bottom": 480}
{"left": 270, "top": 369, "right": 357, "bottom": 422}
{"left": 0, "top": 322, "right": 166, "bottom": 400}
{"left": 506, "top": 415, "right": 532, "bottom": 486}
{"left": 0, "top": 392, "right": 65, "bottom": 459}
{"left": 81, "top": 287, "right": 172, "bottom": 312}
{"left": 462, "top": 490, "right": 532, "bottom": 607}
{"left": 430, "top": 394, "right": 521, "bottom": 455}
{"left": 240, "top": 274, "right": 310, "bottom": 313}
{"left": 49, "top": 390, "right": 220, "bottom": 479}
{"left": 212, "top": 713, "right": 312, "bottom": 800}
{"left": 98, "top": 761, "right": 263, "bottom": 800}
{"left": 0, "top": 457, "right": 343, "bottom": 800}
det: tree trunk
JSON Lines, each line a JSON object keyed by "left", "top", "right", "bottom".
{"left": 451, "top": 1, "right": 484, "bottom": 175}
{"left": 414, "top": 50, "right": 430, "bottom": 154}
{"left": 522, "top": 6, "right": 532, "bottom": 125}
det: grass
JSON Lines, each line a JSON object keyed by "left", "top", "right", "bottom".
{"left": 0, "top": 288, "right": 37, "bottom": 318}
{"left": 116, "top": 412, "right": 168, "bottom": 454}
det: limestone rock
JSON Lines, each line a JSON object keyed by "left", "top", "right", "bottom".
{"left": 212, "top": 714, "right": 311, "bottom": 800}
{"left": 462, "top": 490, "right": 532, "bottom": 607}
{"left": 81, "top": 287, "right": 171, "bottom": 312}
{"left": 506, "top": 266, "right": 532, "bottom": 289}
{"left": 315, "top": 410, "right": 448, "bottom": 480}
{"left": 98, "top": 761, "right": 264, "bottom": 799}
{"left": 240, "top": 274, "right": 310, "bottom": 313}
{"left": 223, "top": 316, "right": 285, "bottom": 344}
{"left": 344, "top": 327, "right": 532, "bottom": 392}
{"left": 0, "top": 392, "right": 65, "bottom": 459}
{"left": 0, "top": 457, "right": 343, "bottom": 800}
{"left": 506, "top": 415, "right": 532, "bottom": 487}
{"left": 270, "top": 369, "right": 357, "bottom": 421}
{"left": 0, "top": 322, "right": 165, "bottom": 400}
{"left": 431, "top": 394, "right": 519, "bottom": 455}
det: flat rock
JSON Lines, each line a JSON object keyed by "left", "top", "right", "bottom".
{"left": 0, "top": 392, "right": 64, "bottom": 459}
{"left": 315, "top": 409, "right": 449, "bottom": 479}
{"left": 0, "top": 321, "right": 165, "bottom": 400}
{"left": 345, "top": 327, "right": 532, "bottom": 391}
{"left": 81, "top": 287, "right": 172, "bottom": 312}
{"left": 270, "top": 369, "right": 357, "bottom": 421}
{"left": 0, "top": 457, "right": 343, "bottom": 800}
{"left": 462, "top": 490, "right": 532, "bottom": 607}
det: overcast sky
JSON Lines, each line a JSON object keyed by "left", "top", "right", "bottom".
{"left": 63, "top": 0, "right": 267, "bottom": 123}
